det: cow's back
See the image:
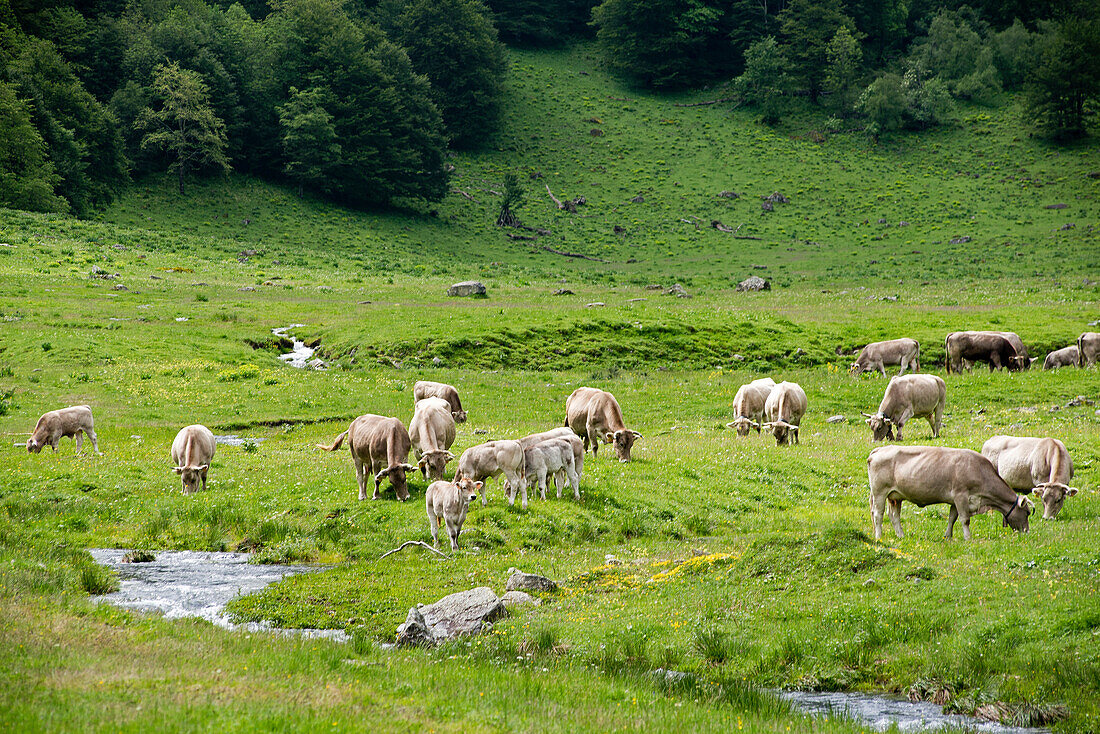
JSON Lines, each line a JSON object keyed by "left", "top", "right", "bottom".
{"left": 171, "top": 424, "right": 216, "bottom": 466}
{"left": 884, "top": 374, "right": 944, "bottom": 414}
{"left": 410, "top": 398, "right": 455, "bottom": 449}
{"left": 766, "top": 382, "right": 807, "bottom": 423}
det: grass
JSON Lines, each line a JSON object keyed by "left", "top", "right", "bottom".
{"left": 1, "top": 44, "right": 1099, "bottom": 732}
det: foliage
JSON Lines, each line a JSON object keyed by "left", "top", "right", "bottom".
{"left": 496, "top": 171, "right": 525, "bottom": 227}
{"left": 778, "top": 0, "right": 859, "bottom": 103}
{"left": 733, "top": 36, "right": 789, "bottom": 125}
{"left": 277, "top": 86, "right": 340, "bottom": 197}
{"left": 1024, "top": 8, "right": 1100, "bottom": 139}
{"left": 909, "top": 9, "right": 1002, "bottom": 104}
{"left": 824, "top": 26, "right": 863, "bottom": 115}
{"left": 137, "top": 62, "right": 231, "bottom": 194}
{"left": 0, "top": 81, "right": 66, "bottom": 212}
{"left": 857, "top": 63, "right": 955, "bottom": 137}
{"left": 486, "top": 0, "right": 597, "bottom": 46}
{"left": 393, "top": 0, "right": 507, "bottom": 149}
{"left": 992, "top": 20, "right": 1037, "bottom": 90}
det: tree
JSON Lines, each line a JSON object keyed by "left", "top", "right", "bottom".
{"left": 856, "top": 73, "right": 904, "bottom": 140}
{"left": 992, "top": 20, "right": 1036, "bottom": 90}
{"left": 137, "top": 62, "right": 230, "bottom": 194}
{"left": 278, "top": 85, "right": 340, "bottom": 197}
{"left": 779, "top": 0, "right": 858, "bottom": 103}
{"left": 0, "top": 81, "right": 66, "bottom": 212}
{"left": 1025, "top": 10, "right": 1100, "bottom": 139}
{"left": 393, "top": 0, "right": 506, "bottom": 148}
{"left": 909, "top": 9, "right": 1001, "bottom": 104}
{"left": 734, "top": 36, "right": 789, "bottom": 125}
{"left": 496, "top": 171, "right": 525, "bottom": 227}
{"left": 824, "top": 26, "right": 862, "bottom": 114}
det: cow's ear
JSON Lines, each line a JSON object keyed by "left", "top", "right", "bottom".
{"left": 1032, "top": 485, "right": 1046, "bottom": 499}
{"left": 603, "top": 432, "right": 614, "bottom": 443}
{"left": 173, "top": 466, "right": 184, "bottom": 474}
{"left": 474, "top": 481, "right": 483, "bottom": 491}
{"left": 198, "top": 464, "right": 209, "bottom": 471}
{"left": 1067, "top": 487, "right": 1079, "bottom": 497}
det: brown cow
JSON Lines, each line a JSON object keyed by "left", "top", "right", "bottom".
{"left": 868, "top": 445, "right": 1031, "bottom": 540}
{"left": 413, "top": 380, "right": 467, "bottom": 423}
{"left": 565, "top": 387, "right": 641, "bottom": 461}
{"left": 317, "top": 415, "right": 416, "bottom": 501}
{"left": 171, "top": 424, "right": 216, "bottom": 494}
{"left": 726, "top": 377, "right": 775, "bottom": 436}
{"left": 996, "top": 331, "right": 1030, "bottom": 370}
{"left": 426, "top": 477, "right": 482, "bottom": 551}
{"left": 862, "top": 374, "right": 945, "bottom": 442}
{"left": 981, "top": 436, "right": 1078, "bottom": 520}
{"left": 454, "top": 440, "right": 527, "bottom": 508}
{"left": 1078, "top": 332, "right": 1100, "bottom": 367}
{"left": 850, "top": 338, "right": 920, "bottom": 377}
{"left": 762, "top": 381, "right": 807, "bottom": 446}
{"left": 26, "top": 405, "right": 100, "bottom": 454}
{"left": 944, "top": 331, "right": 1023, "bottom": 373}
{"left": 409, "top": 397, "right": 456, "bottom": 481}
{"left": 1043, "top": 345, "right": 1079, "bottom": 370}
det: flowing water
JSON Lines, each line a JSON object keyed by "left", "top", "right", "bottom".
{"left": 272, "top": 325, "right": 318, "bottom": 369}
{"left": 88, "top": 549, "right": 347, "bottom": 642}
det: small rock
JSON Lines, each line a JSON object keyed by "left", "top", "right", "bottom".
{"left": 590, "top": 128, "right": 603, "bottom": 136}
{"left": 308, "top": 358, "right": 327, "bottom": 370}
{"left": 586, "top": 302, "right": 605, "bottom": 307}
{"left": 506, "top": 568, "right": 558, "bottom": 593}
{"left": 732, "top": 354, "right": 744, "bottom": 361}
{"left": 761, "top": 200, "right": 774, "bottom": 212}
{"left": 826, "top": 415, "right": 845, "bottom": 424}
{"left": 1065, "top": 395, "right": 1094, "bottom": 407}
{"left": 553, "top": 288, "right": 574, "bottom": 295}
{"left": 898, "top": 221, "right": 910, "bottom": 226}
{"left": 630, "top": 194, "right": 645, "bottom": 203}
{"left": 752, "top": 264, "right": 767, "bottom": 270}
{"left": 736, "top": 276, "right": 770, "bottom": 292}
{"left": 121, "top": 550, "right": 155, "bottom": 563}
{"left": 572, "top": 196, "right": 587, "bottom": 207}
{"left": 150, "top": 275, "right": 163, "bottom": 280}
{"left": 949, "top": 236, "right": 972, "bottom": 244}
{"left": 501, "top": 590, "right": 540, "bottom": 608}
{"left": 763, "top": 191, "right": 789, "bottom": 204}
{"left": 1044, "top": 203, "right": 1068, "bottom": 209}
{"left": 473, "top": 429, "right": 489, "bottom": 435}
{"left": 395, "top": 587, "right": 505, "bottom": 646}
{"left": 665, "top": 283, "right": 690, "bottom": 298}
{"left": 432, "top": 356, "right": 443, "bottom": 366}
{"left": 604, "top": 554, "right": 622, "bottom": 565}
{"left": 613, "top": 225, "right": 626, "bottom": 234}
{"left": 395, "top": 607, "right": 433, "bottom": 647}
{"left": 718, "top": 191, "right": 739, "bottom": 199}
{"left": 1059, "top": 223, "right": 1075, "bottom": 230}
{"left": 881, "top": 295, "right": 898, "bottom": 302}
{"left": 627, "top": 297, "right": 647, "bottom": 302}
{"left": 238, "top": 286, "right": 255, "bottom": 291}
{"left": 877, "top": 218, "right": 887, "bottom": 224}
{"left": 791, "top": 347, "right": 807, "bottom": 358}
{"left": 112, "top": 284, "right": 128, "bottom": 291}
{"left": 447, "top": 281, "right": 487, "bottom": 297}
{"left": 644, "top": 284, "right": 662, "bottom": 290}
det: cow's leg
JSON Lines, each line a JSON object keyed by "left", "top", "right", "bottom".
{"left": 870, "top": 490, "right": 886, "bottom": 540}
{"left": 429, "top": 511, "right": 440, "bottom": 547}
{"left": 538, "top": 467, "right": 548, "bottom": 501}
{"left": 912, "top": 358, "right": 920, "bottom": 373}
{"left": 354, "top": 458, "right": 368, "bottom": 501}
{"left": 86, "top": 427, "right": 100, "bottom": 455}
{"left": 446, "top": 520, "right": 460, "bottom": 552}
{"left": 586, "top": 423, "right": 600, "bottom": 457}
{"left": 567, "top": 464, "right": 580, "bottom": 500}
{"left": 897, "top": 361, "right": 906, "bottom": 376}
{"left": 371, "top": 460, "right": 384, "bottom": 501}
{"left": 879, "top": 363, "right": 887, "bottom": 377}
{"left": 887, "top": 498, "right": 904, "bottom": 538}
{"left": 895, "top": 421, "right": 904, "bottom": 442}
{"left": 946, "top": 505, "right": 958, "bottom": 538}
{"left": 201, "top": 465, "right": 209, "bottom": 491}
{"left": 74, "top": 431, "right": 85, "bottom": 453}
{"left": 480, "top": 476, "right": 488, "bottom": 506}
{"left": 506, "top": 467, "right": 527, "bottom": 510}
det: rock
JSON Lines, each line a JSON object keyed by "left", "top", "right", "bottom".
{"left": 612, "top": 224, "right": 626, "bottom": 235}
{"left": 877, "top": 218, "right": 887, "bottom": 224}
{"left": 1059, "top": 223, "right": 1075, "bottom": 230}
{"left": 630, "top": 194, "right": 645, "bottom": 203}
{"left": 308, "top": 358, "right": 327, "bottom": 370}
{"left": 238, "top": 286, "right": 255, "bottom": 291}
{"left": 112, "top": 284, "right": 128, "bottom": 291}
{"left": 764, "top": 191, "right": 789, "bottom": 204}
{"left": 473, "top": 429, "right": 489, "bottom": 435}
{"left": 826, "top": 415, "right": 845, "bottom": 424}
{"left": 395, "top": 587, "right": 505, "bottom": 646}
{"left": 572, "top": 196, "right": 587, "bottom": 207}
{"left": 506, "top": 568, "right": 558, "bottom": 593}
{"left": 881, "top": 295, "right": 898, "bottom": 302}
{"left": 121, "top": 550, "right": 156, "bottom": 563}
{"left": 761, "top": 200, "right": 774, "bottom": 212}
{"left": 586, "top": 302, "right": 605, "bottom": 307}
{"left": 552, "top": 288, "right": 574, "bottom": 295}
{"left": 753, "top": 264, "right": 768, "bottom": 270}
{"left": 150, "top": 275, "right": 163, "bottom": 280}
{"left": 501, "top": 590, "right": 541, "bottom": 608}
{"left": 792, "top": 347, "right": 807, "bottom": 358}
{"left": 736, "top": 276, "right": 770, "bottom": 292}
{"left": 732, "top": 354, "right": 744, "bottom": 361}
{"left": 432, "top": 356, "right": 443, "bottom": 366}
{"left": 1044, "top": 203, "right": 1068, "bottom": 209}
{"left": 718, "top": 191, "right": 739, "bottom": 199}
{"left": 665, "top": 283, "right": 690, "bottom": 298}
{"left": 1065, "top": 395, "right": 1094, "bottom": 407}
{"left": 447, "top": 281, "right": 486, "bottom": 297}
{"left": 898, "top": 221, "right": 910, "bottom": 226}
{"left": 590, "top": 128, "right": 603, "bottom": 137}
{"left": 604, "top": 554, "right": 623, "bottom": 565}
{"left": 90, "top": 266, "right": 119, "bottom": 280}
{"left": 949, "top": 236, "right": 972, "bottom": 244}
{"left": 627, "top": 297, "right": 647, "bottom": 302}
{"left": 1088, "top": 172, "right": 1100, "bottom": 179}
{"left": 644, "top": 284, "right": 662, "bottom": 290}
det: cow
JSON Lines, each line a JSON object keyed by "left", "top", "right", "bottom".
{"left": 726, "top": 378, "right": 776, "bottom": 436}
{"left": 413, "top": 380, "right": 467, "bottom": 423}
{"left": 524, "top": 438, "right": 580, "bottom": 501}
{"left": 944, "top": 331, "right": 1023, "bottom": 373}
{"left": 981, "top": 436, "right": 1078, "bottom": 520}
{"left": 518, "top": 427, "right": 584, "bottom": 486}
{"left": 1043, "top": 345, "right": 1079, "bottom": 370}
{"left": 868, "top": 445, "right": 1032, "bottom": 540}
{"left": 996, "top": 331, "right": 1031, "bottom": 370}
{"left": 850, "top": 338, "right": 920, "bottom": 377}
{"left": 408, "top": 397, "right": 456, "bottom": 481}
{"left": 565, "top": 387, "right": 641, "bottom": 461}
{"left": 26, "top": 405, "right": 100, "bottom": 454}
{"left": 317, "top": 415, "right": 416, "bottom": 501}
{"left": 861, "top": 374, "right": 946, "bottom": 442}
{"left": 762, "top": 381, "right": 807, "bottom": 446}
{"left": 425, "top": 477, "right": 482, "bottom": 551}
{"left": 171, "top": 424, "right": 216, "bottom": 494}
{"left": 1079, "top": 332, "right": 1100, "bottom": 367}
{"left": 454, "top": 440, "right": 527, "bottom": 509}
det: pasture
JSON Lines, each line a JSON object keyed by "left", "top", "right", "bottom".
{"left": 2, "top": 45, "right": 1099, "bottom": 733}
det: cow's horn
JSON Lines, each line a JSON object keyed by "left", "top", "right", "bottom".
{"left": 860, "top": 412, "right": 873, "bottom": 418}
{"left": 400, "top": 463, "right": 417, "bottom": 472}
{"left": 374, "top": 467, "right": 391, "bottom": 481}
{"left": 630, "top": 430, "right": 642, "bottom": 438}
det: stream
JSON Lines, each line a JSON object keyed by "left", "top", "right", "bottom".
{"left": 272, "top": 324, "right": 320, "bottom": 369}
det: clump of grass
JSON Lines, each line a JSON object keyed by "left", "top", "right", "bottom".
{"left": 78, "top": 562, "right": 118, "bottom": 595}
{"left": 0, "top": 387, "right": 15, "bottom": 416}
{"left": 250, "top": 535, "right": 318, "bottom": 564}
{"left": 693, "top": 625, "right": 734, "bottom": 665}
{"left": 216, "top": 364, "right": 262, "bottom": 382}
{"left": 121, "top": 550, "right": 156, "bottom": 563}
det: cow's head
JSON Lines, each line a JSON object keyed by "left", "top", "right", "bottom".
{"left": 861, "top": 412, "right": 894, "bottom": 442}
{"left": 763, "top": 420, "right": 798, "bottom": 446}
{"left": 376, "top": 463, "right": 417, "bottom": 501}
{"left": 173, "top": 464, "right": 208, "bottom": 494}
{"left": 726, "top": 416, "right": 758, "bottom": 437}
{"left": 848, "top": 360, "right": 864, "bottom": 376}
{"left": 1009, "top": 354, "right": 1030, "bottom": 371}
{"left": 603, "top": 429, "right": 641, "bottom": 461}
{"left": 452, "top": 409, "right": 468, "bottom": 424}
{"left": 418, "top": 450, "right": 455, "bottom": 481}
{"left": 455, "top": 477, "right": 482, "bottom": 505}
{"left": 1032, "top": 482, "right": 1078, "bottom": 520}
{"left": 1002, "top": 496, "right": 1033, "bottom": 532}
{"left": 26, "top": 438, "right": 42, "bottom": 453}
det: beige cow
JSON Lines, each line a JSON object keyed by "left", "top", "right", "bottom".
{"left": 413, "top": 380, "right": 467, "bottom": 423}
{"left": 409, "top": 397, "right": 456, "bottom": 481}
{"left": 317, "top": 415, "right": 416, "bottom": 501}
{"left": 454, "top": 440, "right": 527, "bottom": 508}
{"left": 518, "top": 427, "right": 584, "bottom": 486}
{"left": 1043, "top": 345, "right": 1079, "bottom": 370}
{"left": 762, "top": 381, "right": 807, "bottom": 445}
{"left": 981, "top": 436, "right": 1078, "bottom": 520}
{"left": 862, "top": 374, "right": 946, "bottom": 442}
{"left": 171, "top": 424, "right": 216, "bottom": 494}
{"left": 1078, "top": 332, "right": 1100, "bottom": 367}
{"left": 26, "top": 405, "right": 100, "bottom": 454}
{"left": 726, "top": 377, "right": 775, "bottom": 436}
{"left": 850, "top": 338, "right": 920, "bottom": 377}
{"left": 524, "top": 438, "right": 580, "bottom": 501}
{"left": 426, "top": 477, "right": 482, "bottom": 551}
{"left": 565, "top": 387, "right": 641, "bottom": 461}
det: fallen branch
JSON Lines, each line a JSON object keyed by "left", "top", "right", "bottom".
{"left": 674, "top": 97, "right": 736, "bottom": 108}
{"left": 544, "top": 183, "right": 577, "bottom": 213}
{"left": 711, "top": 219, "right": 764, "bottom": 240}
{"left": 541, "top": 246, "right": 606, "bottom": 262}
{"left": 379, "top": 540, "right": 451, "bottom": 560}
{"left": 451, "top": 189, "right": 480, "bottom": 203}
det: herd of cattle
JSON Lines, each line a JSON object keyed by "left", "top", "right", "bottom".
{"left": 19, "top": 329, "right": 1096, "bottom": 551}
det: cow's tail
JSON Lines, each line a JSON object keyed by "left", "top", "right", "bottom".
{"left": 1078, "top": 333, "right": 1086, "bottom": 368}
{"left": 944, "top": 334, "right": 952, "bottom": 374}
{"left": 316, "top": 430, "right": 349, "bottom": 452}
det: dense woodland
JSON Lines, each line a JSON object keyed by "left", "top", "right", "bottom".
{"left": 0, "top": 0, "right": 1097, "bottom": 217}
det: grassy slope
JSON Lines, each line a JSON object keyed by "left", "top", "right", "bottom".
{"left": 1, "top": 45, "right": 1100, "bottom": 732}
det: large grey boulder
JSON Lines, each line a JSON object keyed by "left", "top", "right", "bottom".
{"left": 736, "top": 276, "right": 770, "bottom": 292}
{"left": 395, "top": 587, "right": 505, "bottom": 646}
{"left": 506, "top": 568, "right": 557, "bottom": 593}
{"left": 447, "top": 281, "right": 487, "bottom": 297}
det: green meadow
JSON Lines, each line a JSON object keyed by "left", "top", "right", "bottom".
{"left": 1, "top": 46, "right": 1099, "bottom": 732}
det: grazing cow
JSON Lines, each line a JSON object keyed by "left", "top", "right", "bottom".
{"left": 944, "top": 331, "right": 1023, "bottom": 373}
{"left": 868, "top": 445, "right": 1032, "bottom": 540}
{"left": 850, "top": 338, "right": 921, "bottom": 377}
{"left": 981, "top": 436, "right": 1078, "bottom": 520}
{"left": 409, "top": 397, "right": 456, "bottom": 481}
{"left": 171, "top": 424, "right": 216, "bottom": 494}
{"left": 413, "top": 380, "right": 467, "bottom": 423}
{"left": 1043, "top": 345, "right": 1079, "bottom": 370}
{"left": 317, "top": 415, "right": 416, "bottom": 501}
{"left": 565, "top": 387, "right": 642, "bottom": 461}
{"left": 518, "top": 427, "right": 584, "bottom": 486}
{"left": 524, "top": 438, "right": 580, "bottom": 501}
{"left": 996, "top": 331, "right": 1031, "bottom": 370}
{"left": 862, "top": 374, "right": 946, "bottom": 442}
{"left": 726, "top": 378, "right": 776, "bottom": 436}
{"left": 762, "top": 381, "right": 807, "bottom": 445}
{"left": 1079, "top": 332, "right": 1100, "bottom": 367}
{"left": 454, "top": 440, "right": 527, "bottom": 508}
{"left": 26, "top": 405, "right": 100, "bottom": 454}
{"left": 425, "top": 477, "right": 482, "bottom": 551}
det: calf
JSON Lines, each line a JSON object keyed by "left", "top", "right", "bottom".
{"left": 409, "top": 397, "right": 456, "bottom": 481}
{"left": 868, "top": 445, "right": 1031, "bottom": 540}
{"left": 426, "top": 477, "right": 482, "bottom": 551}
{"left": 981, "top": 436, "right": 1078, "bottom": 520}
{"left": 524, "top": 438, "right": 580, "bottom": 501}
{"left": 317, "top": 415, "right": 416, "bottom": 501}
{"left": 850, "top": 338, "right": 920, "bottom": 377}
{"left": 565, "top": 387, "right": 642, "bottom": 461}
{"left": 1043, "top": 345, "right": 1079, "bottom": 370}
{"left": 413, "top": 380, "right": 467, "bottom": 423}
{"left": 518, "top": 427, "right": 585, "bottom": 485}
{"left": 862, "top": 374, "right": 945, "bottom": 442}
{"left": 726, "top": 377, "right": 775, "bottom": 436}
{"left": 26, "top": 405, "right": 100, "bottom": 454}
{"left": 171, "top": 424, "right": 216, "bottom": 494}
{"left": 762, "top": 381, "right": 807, "bottom": 446}
{"left": 1078, "top": 332, "right": 1100, "bottom": 367}
{"left": 454, "top": 440, "right": 527, "bottom": 509}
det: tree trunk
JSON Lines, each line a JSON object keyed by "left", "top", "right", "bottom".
{"left": 177, "top": 162, "right": 185, "bottom": 195}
